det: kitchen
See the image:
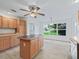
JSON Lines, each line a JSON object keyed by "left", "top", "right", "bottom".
{"left": 0, "top": 0, "right": 79, "bottom": 59}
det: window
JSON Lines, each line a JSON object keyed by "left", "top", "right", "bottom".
{"left": 43, "top": 23, "right": 66, "bottom": 36}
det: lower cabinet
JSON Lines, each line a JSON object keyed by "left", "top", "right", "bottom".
{"left": 4, "top": 37, "right": 11, "bottom": 49}
{"left": 0, "top": 38, "right": 4, "bottom": 50}
{"left": 0, "top": 35, "right": 20, "bottom": 51}
{"left": 11, "top": 35, "right": 20, "bottom": 47}
{"left": 0, "top": 36, "right": 11, "bottom": 51}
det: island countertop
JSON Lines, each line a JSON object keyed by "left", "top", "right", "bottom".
{"left": 19, "top": 35, "right": 43, "bottom": 40}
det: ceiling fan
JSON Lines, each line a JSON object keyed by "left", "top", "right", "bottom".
{"left": 20, "top": 5, "right": 45, "bottom": 18}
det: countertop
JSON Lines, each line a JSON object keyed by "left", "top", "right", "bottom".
{"left": 20, "top": 35, "right": 42, "bottom": 40}
{"left": 0, "top": 33, "right": 19, "bottom": 37}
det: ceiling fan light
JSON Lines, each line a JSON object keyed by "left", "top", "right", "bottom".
{"left": 30, "top": 13, "right": 36, "bottom": 17}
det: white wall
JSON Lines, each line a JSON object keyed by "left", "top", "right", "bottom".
{"left": 25, "top": 3, "right": 79, "bottom": 41}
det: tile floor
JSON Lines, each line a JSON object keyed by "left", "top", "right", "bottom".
{"left": 0, "top": 40, "right": 71, "bottom": 59}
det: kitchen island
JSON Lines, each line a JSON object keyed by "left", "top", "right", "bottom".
{"left": 20, "top": 35, "right": 44, "bottom": 59}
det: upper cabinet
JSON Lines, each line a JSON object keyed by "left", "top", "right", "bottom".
{"left": 2, "top": 17, "right": 8, "bottom": 28}
{"left": 0, "top": 16, "right": 26, "bottom": 35}
{"left": 0, "top": 16, "right": 2, "bottom": 27}
{"left": 1, "top": 16, "right": 17, "bottom": 28}
{"left": 17, "top": 19, "right": 26, "bottom": 36}
{"left": 19, "top": 20, "right": 26, "bottom": 35}
{"left": 13, "top": 19, "right": 17, "bottom": 28}
{"left": 8, "top": 18, "right": 17, "bottom": 28}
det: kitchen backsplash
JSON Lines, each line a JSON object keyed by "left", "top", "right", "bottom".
{"left": 0, "top": 28, "right": 15, "bottom": 34}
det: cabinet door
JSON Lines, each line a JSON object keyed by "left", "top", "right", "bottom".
{"left": 36, "top": 39, "right": 39, "bottom": 51}
{"left": 0, "top": 16, "right": 2, "bottom": 27}
{"left": 11, "top": 36, "right": 19, "bottom": 47}
{"left": 11, "top": 36, "right": 16, "bottom": 47}
{"left": 40, "top": 38, "right": 44, "bottom": 48}
{"left": 2, "top": 17, "right": 8, "bottom": 28}
{"left": 0, "top": 36, "right": 10, "bottom": 50}
{"left": 13, "top": 19, "right": 17, "bottom": 28}
{"left": 20, "top": 40, "right": 31, "bottom": 59}
{"left": 4, "top": 37, "right": 11, "bottom": 49}
{"left": 19, "top": 20, "right": 26, "bottom": 35}
{"left": 8, "top": 18, "right": 17, "bottom": 28}
{"left": 8, "top": 18, "right": 13, "bottom": 28}
{"left": 39, "top": 38, "right": 43, "bottom": 49}
{"left": 31, "top": 40, "right": 37, "bottom": 56}
{"left": 0, "top": 38, "right": 4, "bottom": 50}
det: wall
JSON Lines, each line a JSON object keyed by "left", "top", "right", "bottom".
{"left": 25, "top": 3, "right": 79, "bottom": 41}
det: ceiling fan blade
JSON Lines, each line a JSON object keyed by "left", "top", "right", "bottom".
{"left": 24, "top": 14, "right": 29, "bottom": 16}
{"left": 20, "top": 9, "right": 30, "bottom": 12}
{"left": 37, "top": 13, "right": 45, "bottom": 16}
{"left": 29, "top": 5, "right": 35, "bottom": 11}
{"left": 36, "top": 7, "right": 40, "bottom": 10}
{"left": 10, "top": 9, "right": 16, "bottom": 12}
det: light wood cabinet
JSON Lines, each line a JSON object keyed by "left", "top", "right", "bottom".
{"left": 20, "top": 37, "right": 44, "bottom": 59}
{"left": 0, "top": 16, "right": 26, "bottom": 51}
{"left": 11, "top": 35, "right": 19, "bottom": 47}
{"left": 0, "top": 16, "right": 17, "bottom": 28}
{"left": 4, "top": 37, "right": 11, "bottom": 49}
{"left": 0, "top": 36, "right": 10, "bottom": 51}
{"left": 0, "top": 36, "right": 20, "bottom": 51}
{"left": 20, "top": 40, "right": 30, "bottom": 59}
{"left": 17, "top": 20, "right": 26, "bottom": 36}
{"left": 0, "top": 38, "right": 4, "bottom": 50}
{"left": 2, "top": 17, "right": 8, "bottom": 28}
{"left": 0, "top": 16, "right": 2, "bottom": 27}
{"left": 13, "top": 19, "right": 17, "bottom": 28}
{"left": 31, "top": 39, "right": 37, "bottom": 57}
{"left": 39, "top": 38, "right": 44, "bottom": 49}
{"left": 8, "top": 18, "right": 17, "bottom": 28}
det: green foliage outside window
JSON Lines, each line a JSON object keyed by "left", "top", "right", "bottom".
{"left": 43, "top": 23, "right": 66, "bottom": 37}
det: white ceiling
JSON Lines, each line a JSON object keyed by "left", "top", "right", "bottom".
{"left": 0, "top": 0, "right": 78, "bottom": 20}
